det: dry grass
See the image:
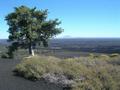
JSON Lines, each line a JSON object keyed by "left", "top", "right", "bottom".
{"left": 14, "top": 54, "right": 120, "bottom": 90}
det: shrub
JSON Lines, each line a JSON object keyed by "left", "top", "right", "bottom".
{"left": 14, "top": 55, "right": 120, "bottom": 90}
{"left": 109, "top": 53, "right": 119, "bottom": 57}
{"left": 14, "top": 55, "right": 62, "bottom": 80}
{"left": 1, "top": 53, "right": 9, "bottom": 58}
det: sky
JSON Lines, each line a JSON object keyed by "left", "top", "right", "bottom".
{"left": 0, "top": 0, "right": 120, "bottom": 39}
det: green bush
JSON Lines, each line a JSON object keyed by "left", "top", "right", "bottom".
{"left": 1, "top": 53, "right": 9, "bottom": 58}
{"left": 14, "top": 55, "right": 62, "bottom": 80}
{"left": 14, "top": 55, "right": 120, "bottom": 90}
{"left": 109, "top": 53, "right": 119, "bottom": 57}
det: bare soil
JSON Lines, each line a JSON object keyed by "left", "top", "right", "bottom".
{"left": 0, "top": 59, "right": 62, "bottom": 90}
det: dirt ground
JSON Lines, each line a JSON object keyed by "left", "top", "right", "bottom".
{"left": 0, "top": 59, "right": 62, "bottom": 90}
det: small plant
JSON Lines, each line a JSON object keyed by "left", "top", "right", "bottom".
{"left": 1, "top": 53, "right": 9, "bottom": 58}
{"left": 109, "top": 53, "right": 119, "bottom": 57}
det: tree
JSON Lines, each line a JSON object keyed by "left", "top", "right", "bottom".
{"left": 5, "top": 6, "right": 63, "bottom": 57}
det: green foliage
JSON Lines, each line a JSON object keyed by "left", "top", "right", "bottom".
{"left": 14, "top": 55, "right": 61, "bottom": 80}
{"left": 1, "top": 53, "right": 9, "bottom": 58}
{"left": 5, "top": 5, "right": 63, "bottom": 57}
{"left": 14, "top": 55, "right": 120, "bottom": 90}
{"left": 109, "top": 53, "right": 119, "bottom": 57}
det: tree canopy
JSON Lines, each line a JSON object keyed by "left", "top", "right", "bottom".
{"left": 5, "top": 6, "right": 63, "bottom": 57}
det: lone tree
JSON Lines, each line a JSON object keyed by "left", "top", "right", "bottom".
{"left": 5, "top": 6, "right": 63, "bottom": 57}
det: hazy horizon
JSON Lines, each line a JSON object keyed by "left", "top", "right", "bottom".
{"left": 1, "top": 36, "right": 120, "bottom": 39}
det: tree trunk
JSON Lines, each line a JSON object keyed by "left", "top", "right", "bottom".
{"left": 29, "top": 43, "right": 34, "bottom": 56}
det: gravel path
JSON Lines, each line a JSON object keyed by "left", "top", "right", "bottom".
{"left": 0, "top": 59, "right": 62, "bottom": 90}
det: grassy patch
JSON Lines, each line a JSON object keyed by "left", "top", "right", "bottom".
{"left": 14, "top": 55, "right": 120, "bottom": 90}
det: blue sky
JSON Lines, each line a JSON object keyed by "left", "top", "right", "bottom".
{"left": 0, "top": 0, "right": 120, "bottom": 38}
